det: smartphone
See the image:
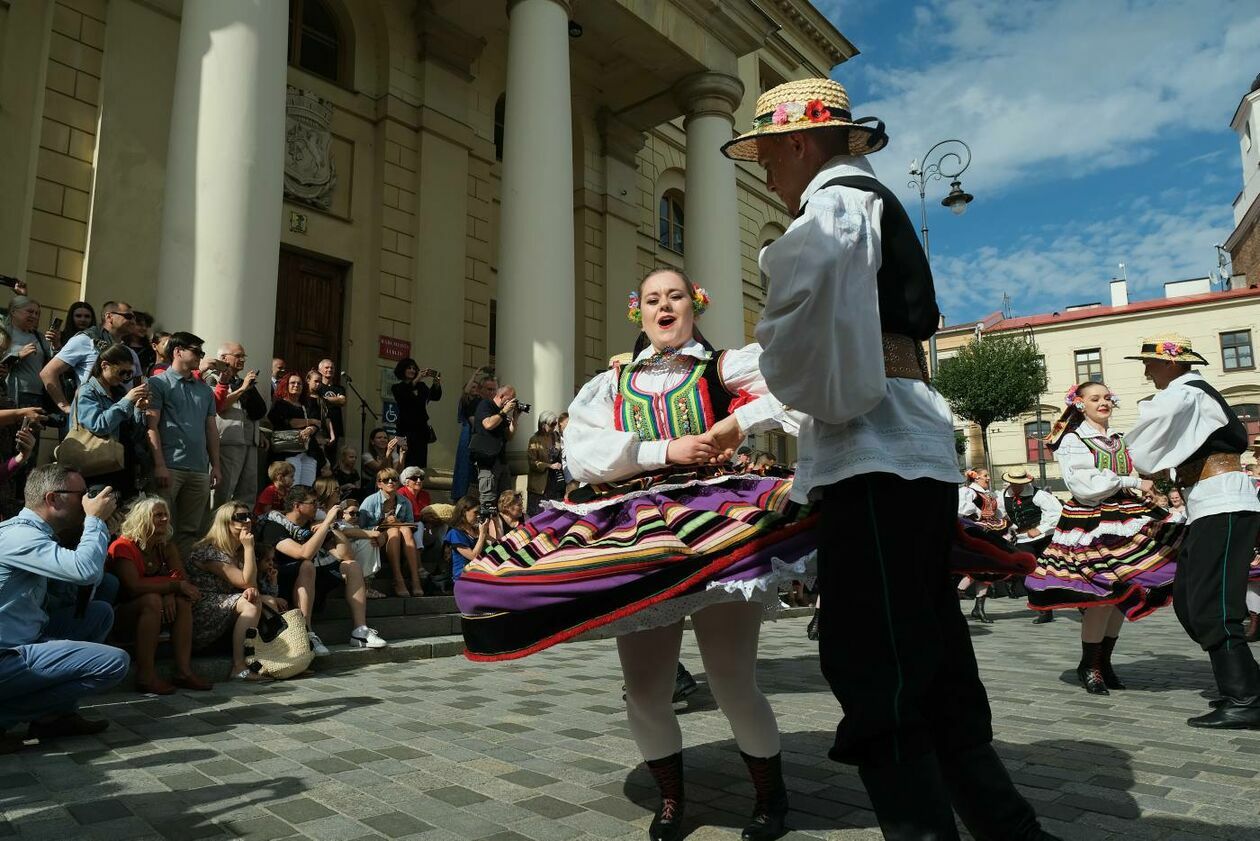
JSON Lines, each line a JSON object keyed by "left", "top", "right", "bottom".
{"left": 0, "top": 275, "right": 20, "bottom": 290}
{"left": 50, "top": 316, "right": 63, "bottom": 332}
{"left": 19, "top": 417, "right": 32, "bottom": 433}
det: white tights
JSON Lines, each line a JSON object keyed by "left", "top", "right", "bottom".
{"left": 617, "top": 600, "right": 780, "bottom": 762}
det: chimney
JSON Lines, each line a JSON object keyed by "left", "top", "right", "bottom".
{"left": 1110, "top": 279, "right": 1128, "bottom": 308}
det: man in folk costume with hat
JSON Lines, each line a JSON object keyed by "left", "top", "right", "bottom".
{"left": 1125, "top": 334, "right": 1260, "bottom": 729}
{"left": 720, "top": 78, "right": 1057, "bottom": 840}
{"left": 998, "top": 469, "right": 1062, "bottom": 622}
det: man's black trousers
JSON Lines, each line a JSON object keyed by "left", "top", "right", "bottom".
{"left": 817, "top": 473, "right": 993, "bottom": 766}
{"left": 1175, "top": 511, "right": 1260, "bottom": 652}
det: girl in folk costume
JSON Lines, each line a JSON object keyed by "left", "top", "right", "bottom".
{"left": 1025, "top": 382, "right": 1184, "bottom": 694}
{"left": 456, "top": 269, "right": 814, "bottom": 841}
{"left": 956, "top": 468, "right": 1009, "bottom": 623}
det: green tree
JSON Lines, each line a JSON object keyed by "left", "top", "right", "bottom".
{"left": 933, "top": 333, "right": 1048, "bottom": 469}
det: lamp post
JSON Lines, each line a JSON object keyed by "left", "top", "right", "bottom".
{"left": 908, "top": 139, "right": 974, "bottom": 376}
{"left": 1022, "top": 324, "right": 1047, "bottom": 485}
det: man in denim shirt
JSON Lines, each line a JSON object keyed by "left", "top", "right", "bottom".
{"left": 147, "top": 331, "right": 221, "bottom": 554}
{"left": 0, "top": 464, "right": 127, "bottom": 754}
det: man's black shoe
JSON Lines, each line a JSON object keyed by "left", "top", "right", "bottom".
{"left": 1188, "top": 699, "right": 1260, "bottom": 729}
{"left": 1031, "top": 611, "right": 1054, "bottom": 624}
{"left": 672, "top": 663, "right": 698, "bottom": 710}
{"left": 27, "top": 712, "right": 109, "bottom": 740}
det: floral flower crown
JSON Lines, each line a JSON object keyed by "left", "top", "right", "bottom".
{"left": 1064, "top": 384, "right": 1120, "bottom": 409}
{"left": 626, "top": 287, "right": 711, "bottom": 326}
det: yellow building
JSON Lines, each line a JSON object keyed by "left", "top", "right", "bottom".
{"left": 934, "top": 278, "right": 1260, "bottom": 490}
{"left": 0, "top": 0, "right": 845, "bottom": 472}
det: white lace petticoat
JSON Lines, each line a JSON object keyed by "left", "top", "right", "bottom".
{"left": 579, "top": 552, "right": 817, "bottom": 639}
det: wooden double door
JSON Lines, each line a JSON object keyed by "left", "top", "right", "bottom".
{"left": 275, "top": 249, "right": 346, "bottom": 376}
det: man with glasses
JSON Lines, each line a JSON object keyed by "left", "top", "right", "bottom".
{"left": 40, "top": 300, "right": 142, "bottom": 417}
{"left": 147, "top": 331, "right": 221, "bottom": 555}
{"left": 207, "top": 342, "right": 264, "bottom": 510}
{"left": 256, "top": 485, "right": 386, "bottom": 654}
{"left": 0, "top": 465, "right": 128, "bottom": 754}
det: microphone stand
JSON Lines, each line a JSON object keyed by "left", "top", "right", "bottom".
{"left": 341, "top": 372, "right": 378, "bottom": 467}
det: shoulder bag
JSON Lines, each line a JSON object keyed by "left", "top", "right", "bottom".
{"left": 54, "top": 393, "right": 126, "bottom": 477}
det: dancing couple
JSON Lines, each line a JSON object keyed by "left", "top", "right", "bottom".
{"left": 458, "top": 78, "right": 1057, "bottom": 840}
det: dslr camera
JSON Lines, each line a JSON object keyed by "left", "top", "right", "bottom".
{"left": 477, "top": 502, "right": 498, "bottom": 523}
{"left": 514, "top": 401, "right": 532, "bottom": 414}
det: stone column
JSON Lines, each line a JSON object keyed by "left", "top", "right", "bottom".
{"left": 497, "top": 0, "right": 574, "bottom": 461}
{"left": 599, "top": 110, "right": 646, "bottom": 361}
{"left": 155, "top": 0, "right": 288, "bottom": 363}
{"left": 675, "top": 72, "right": 745, "bottom": 350}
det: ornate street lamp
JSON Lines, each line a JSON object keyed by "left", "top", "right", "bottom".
{"left": 908, "top": 139, "right": 974, "bottom": 375}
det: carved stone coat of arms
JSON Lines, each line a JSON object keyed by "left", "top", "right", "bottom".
{"left": 285, "top": 85, "right": 337, "bottom": 209}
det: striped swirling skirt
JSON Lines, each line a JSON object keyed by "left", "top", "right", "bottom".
{"left": 1025, "top": 492, "right": 1184, "bottom": 618}
{"left": 455, "top": 473, "right": 817, "bottom": 661}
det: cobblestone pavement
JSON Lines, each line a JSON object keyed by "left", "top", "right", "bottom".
{"left": 3, "top": 599, "right": 1260, "bottom": 840}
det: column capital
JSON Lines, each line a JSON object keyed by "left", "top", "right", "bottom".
{"left": 507, "top": 0, "right": 573, "bottom": 15}
{"left": 674, "top": 71, "right": 744, "bottom": 122}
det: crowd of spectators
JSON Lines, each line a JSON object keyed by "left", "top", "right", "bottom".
{"left": 0, "top": 285, "right": 572, "bottom": 755}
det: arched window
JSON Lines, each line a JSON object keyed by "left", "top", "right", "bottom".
{"left": 1024, "top": 420, "right": 1051, "bottom": 463}
{"left": 288, "top": 0, "right": 345, "bottom": 84}
{"left": 659, "top": 191, "right": 684, "bottom": 254}
{"left": 494, "top": 94, "right": 506, "bottom": 162}
{"left": 1230, "top": 402, "right": 1260, "bottom": 439}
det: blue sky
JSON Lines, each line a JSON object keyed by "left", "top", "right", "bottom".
{"left": 811, "top": 0, "right": 1258, "bottom": 325}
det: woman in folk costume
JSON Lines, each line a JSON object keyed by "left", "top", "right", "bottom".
{"left": 956, "top": 468, "right": 1008, "bottom": 623}
{"left": 1025, "top": 381, "right": 1184, "bottom": 694}
{"left": 456, "top": 268, "right": 814, "bottom": 841}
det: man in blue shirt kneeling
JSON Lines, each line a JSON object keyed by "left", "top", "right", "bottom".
{"left": 0, "top": 464, "right": 127, "bottom": 754}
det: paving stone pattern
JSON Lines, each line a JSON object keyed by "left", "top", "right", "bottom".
{"left": 2, "top": 600, "right": 1259, "bottom": 840}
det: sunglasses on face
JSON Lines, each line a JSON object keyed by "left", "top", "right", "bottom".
{"left": 108, "top": 311, "right": 136, "bottom": 321}
{"left": 379, "top": 479, "right": 399, "bottom": 486}
{"left": 176, "top": 345, "right": 205, "bottom": 357}
{"left": 230, "top": 511, "right": 252, "bottom": 523}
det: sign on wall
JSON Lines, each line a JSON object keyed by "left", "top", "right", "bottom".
{"left": 378, "top": 335, "right": 411, "bottom": 361}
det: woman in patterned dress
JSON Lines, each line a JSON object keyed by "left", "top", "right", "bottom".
{"left": 456, "top": 268, "right": 812, "bottom": 841}
{"left": 1025, "top": 382, "right": 1184, "bottom": 694}
{"left": 956, "top": 468, "right": 1009, "bottom": 623}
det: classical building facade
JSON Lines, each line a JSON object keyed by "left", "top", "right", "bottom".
{"left": 0, "top": 0, "right": 850, "bottom": 471}
{"left": 1226, "top": 74, "right": 1260, "bottom": 286}
{"left": 935, "top": 279, "right": 1260, "bottom": 490}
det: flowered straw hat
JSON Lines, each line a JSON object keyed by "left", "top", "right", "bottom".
{"left": 1123, "top": 332, "right": 1208, "bottom": 365}
{"left": 721, "top": 78, "right": 887, "bottom": 161}
{"left": 1001, "top": 469, "right": 1034, "bottom": 485}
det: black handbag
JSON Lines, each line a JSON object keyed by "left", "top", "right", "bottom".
{"left": 271, "top": 429, "right": 306, "bottom": 455}
{"left": 427, "top": 423, "right": 437, "bottom": 444}
{"left": 240, "top": 383, "right": 267, "bottom": 421}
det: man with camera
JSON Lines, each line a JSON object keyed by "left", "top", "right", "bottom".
{"left": 0, "top": 465, "right": 128, "bottom": 753}
{"left": 472, "top": 385, "right": 524, "bottom": 510}
{"left": 206, "top": 342, "right": 265, "bottom": 510}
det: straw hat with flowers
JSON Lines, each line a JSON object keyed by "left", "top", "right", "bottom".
{"left": 1001, "top": 469, "right": 1035, "bottom": 485}
{"left": 1123, "top": 333, "right": 1209, "bottom": 366}
{"left": 721, "top": 78, "right": 887, "bottom": 161}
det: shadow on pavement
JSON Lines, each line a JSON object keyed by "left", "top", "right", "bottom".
{"left": 622, "top": 735, "right": 1260, "bottom": 839}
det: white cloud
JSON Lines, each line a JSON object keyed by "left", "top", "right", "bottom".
{"left": 930, "top": 189, "right": 1234, "bottom": 322}
{"left": 841, "top": 0, "right": 1259, "bottom": 199}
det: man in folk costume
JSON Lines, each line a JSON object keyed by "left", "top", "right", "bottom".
{"left": 722, "top": 78, "right": 1057, "bottom": 840}
{"left": 999, "top": 469, "right": 1062, "bottom": 623}
{"left": 1125, "top": 334, "right": 1260, "bottom": 729}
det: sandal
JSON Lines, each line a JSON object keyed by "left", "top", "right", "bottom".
{"left": 229, "top": 668, "right": 270, "bottom": 682}
{"left": 366, "top": 588, "right": 388, "bottom": 600}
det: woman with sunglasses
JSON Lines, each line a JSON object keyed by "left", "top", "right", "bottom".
{"left": 358, "top": 467, "right": 423, "bottom": 597}
{"left": 73, "top": 343, "right": 150, "bottom": 500}
{"left": 186, "top": 502, "right": 276, "bottom": 681}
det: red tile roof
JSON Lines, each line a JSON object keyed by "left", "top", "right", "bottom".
{"left": 939, "top": 284, "right": 1260, "bottom": 335}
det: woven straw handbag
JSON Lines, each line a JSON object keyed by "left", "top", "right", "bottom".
{"left": 243, "top": 605, "right": 315, "bottom": 679}
{"left": 54, "top": 397, "right": 125, "bottom": 477}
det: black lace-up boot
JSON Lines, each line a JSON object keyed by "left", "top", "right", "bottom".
{"left": 645, "top": 752, "right": 685, "bottom": 841}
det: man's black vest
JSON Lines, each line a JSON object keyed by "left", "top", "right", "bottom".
{"left": 1184, "top": 379, "right": 1249, "bottom": 461}
{"left": 1005, "top": 491, "right": 1043, "bottom": 531}
{"left": 811, "top": 175, "right": 940, "bottom": 341}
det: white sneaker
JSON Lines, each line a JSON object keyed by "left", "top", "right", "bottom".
{"left": 349, "top": 626, "right": 388, "bottom": 649}
{"left": 308, "top": 632, "right": 331, "bottom": 657}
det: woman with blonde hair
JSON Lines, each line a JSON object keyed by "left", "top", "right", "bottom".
{"left": 526, "top": 411, "right": 564, "bottom": 515}
{"left": 187, "top": 502, "right": 279, "bottom": 680}
{"left": 108, "top": 496, "right": 211, "bottom": 694}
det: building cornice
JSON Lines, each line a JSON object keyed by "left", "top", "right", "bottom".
{"left": 766, "top": 0, "right": 858, "bottom": 68}
{"left": 1230, "top": 87, "right": 1260, "bottom": 131}
{"left": 1225, "top": 190, "right": 1260, "bottom": 252}
{"left": 671, "top": 0, "right": 780, "bottom": 58}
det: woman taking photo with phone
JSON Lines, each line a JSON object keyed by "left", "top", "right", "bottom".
{"left": 71, "top": 344, "right": 149, "bottom": 500}
{"left": 391, "top": 357, "right": 442, "bottom": 469}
